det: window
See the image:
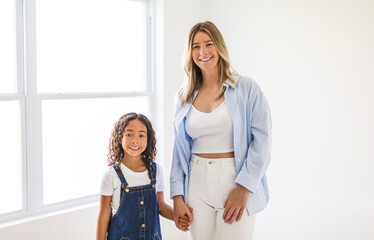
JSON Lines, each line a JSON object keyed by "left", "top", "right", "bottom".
{"left": 0, "top": 0, "right": 17, "bottom": 93}
{"left": 0, "top": 0, "right": 24, "bottom": 217}
{"left": 0, "top": 0, "right": 153, "bottom": 222}
{"left": 0, "top": 101, "right": 23, "bottom": 215}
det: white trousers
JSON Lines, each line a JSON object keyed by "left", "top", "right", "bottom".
{"left": 188, "top": 155, "right": 256, "bottom": 240}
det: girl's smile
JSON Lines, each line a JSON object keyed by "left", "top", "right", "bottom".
{"left": 128, "top": 146, "right": 141, "bottom": 153}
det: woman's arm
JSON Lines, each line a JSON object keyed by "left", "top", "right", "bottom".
{"left": 96, "top": 195, "right": 112, "bottom": 240}
{"left": 170, "top": 102, "right": 194, "bottom": 230}
{"left": 173, "top": 195, "right": 193, "bottom": 231}
{"left": 236, "top": 80, "right": 272, "bottom": 195}
{"left": 224, "top": 79, "right": 272, "bottom": 224}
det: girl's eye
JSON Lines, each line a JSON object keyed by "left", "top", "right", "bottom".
{"left": 139, "top": 135, "right": 145, "bottom": 138}
{"left": 125, "top": 134, "right": 132, "bottom": 137}
{"left": 193, "top": 45, "right": 200, "bottom": 49}
{"left": 206, "top": 43, "right": 213, "bottom": 47}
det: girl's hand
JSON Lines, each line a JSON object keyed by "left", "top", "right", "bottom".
{"left": 222, "top": 185, "right": 250, "bottom": 224}
{"left": 173, "top": 195, "right": 193, "bottom": 231}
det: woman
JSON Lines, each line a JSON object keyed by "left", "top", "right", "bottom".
{"left": 170, "top": 21, "right": 272, "bottom": 240}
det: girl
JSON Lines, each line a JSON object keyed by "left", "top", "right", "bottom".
{"left": 170, "top": 21, "right": 272, "bottom": 240}
{"left": 97, "top": 112, "right": 188, "bottom": 240}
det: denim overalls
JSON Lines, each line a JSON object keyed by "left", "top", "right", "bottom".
{"left": 107, "top": 162, "right": 162, "bottom": 240}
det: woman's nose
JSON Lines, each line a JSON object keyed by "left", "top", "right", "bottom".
{"left": 200, "top": 46, "right": 207, "bottom": 55}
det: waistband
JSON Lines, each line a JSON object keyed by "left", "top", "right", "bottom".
{"left": 191, "top": 154, "right": 236, "bottom": 168}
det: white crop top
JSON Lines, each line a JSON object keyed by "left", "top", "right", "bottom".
{"left": 186, "top": 101, "right": 234, "bottom": 154}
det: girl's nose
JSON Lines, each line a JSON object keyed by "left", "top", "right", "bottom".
{"left": 131, "top": 138, "right": 138, "bottom": 143}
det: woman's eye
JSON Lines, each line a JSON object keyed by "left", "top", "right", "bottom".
{"left": 125, "top": 134, "right": 132, "bottom": 137}
{"left": 193, "top": 45, "right": 200, "bottom": 49}
{"left": 139, "top": 135, "right": 145, "bottom": 138}
{"left": 206, "top": 43, "right": 213, "bottom": 47}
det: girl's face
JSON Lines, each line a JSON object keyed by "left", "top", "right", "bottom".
{"left": 121, "top": 119, "right": 148, "bottom": 160}
{"left": 191, "top": 31, "right": 219, "bottom": 74}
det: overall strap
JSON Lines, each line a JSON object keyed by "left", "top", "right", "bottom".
{"left": 112, "top": 164, "right": 128, "bottom": 187}
{"left": 151, "top": 162, "right": 157, "bottom": 185}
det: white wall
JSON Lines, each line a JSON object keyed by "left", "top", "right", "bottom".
{"left": 0, "top": 204, "right": 99, "bottom": 239}
{"left": 201, "top": 0, "right": 374, "bottom": 239}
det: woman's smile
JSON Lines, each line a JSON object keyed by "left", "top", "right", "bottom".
{"left": 199, "top": 56, "right": 213, "bottom": 62}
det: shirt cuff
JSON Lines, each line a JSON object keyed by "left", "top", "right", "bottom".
{"left": 170, "top": 183, "right": 184, "bottom": 199}
{"left": 235, "top": 173, "right": 260, "bottom": 194}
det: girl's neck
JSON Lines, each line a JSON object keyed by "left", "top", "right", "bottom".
{"left": 121, "top": 156, "right": 146, "bottom": 172}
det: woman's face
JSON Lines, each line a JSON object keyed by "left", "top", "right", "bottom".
{"left": 191, "top": 31, "right": 219, "bottom": 74}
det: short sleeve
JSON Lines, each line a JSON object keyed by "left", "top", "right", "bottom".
{"left": 99, "top": 167, "right": 116, "bottom": 196}
{"left": 156, "top": 163, "right": 165, "bottom": 193}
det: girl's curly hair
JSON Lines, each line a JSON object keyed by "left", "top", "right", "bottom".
{"left": 107, "top": 112, "right": 156, "bottom": 180}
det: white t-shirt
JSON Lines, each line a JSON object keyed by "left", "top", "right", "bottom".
{"left": 100, "top": 162, "right": 165, "bottom": 215}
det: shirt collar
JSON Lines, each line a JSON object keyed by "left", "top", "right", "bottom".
{"left": 224, "top": 74, "right": 239, "bottom": 88}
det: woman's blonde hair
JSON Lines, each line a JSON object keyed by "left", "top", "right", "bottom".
{"left": 178, "top": 21, "right": 236, "bottom": 105}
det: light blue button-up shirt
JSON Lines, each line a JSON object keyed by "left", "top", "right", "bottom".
{"left": 170, "top": 74, "right": 272, "bottom": 215}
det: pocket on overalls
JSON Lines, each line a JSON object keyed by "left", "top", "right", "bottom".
{"left": 120, "top": 237, "right": 130, "bottom": 240}
{"left": 153, "top": 232, "right": 161, "bottom": 240}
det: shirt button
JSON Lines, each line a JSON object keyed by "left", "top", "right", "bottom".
{"left": 140, "top": 201, "right": 144, "bottom": 205}
{"left": 141, "top": 224, "right": 145, "bottom": 228}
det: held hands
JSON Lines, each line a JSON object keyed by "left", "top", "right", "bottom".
{"left": 223, "top": 185, "right": 250, "bottom": 224}
{"left": 173, "top": 195, "right": 193, "bottom": 231}
{"left": 177, "top": 207, "right": 193, "bottom": 231}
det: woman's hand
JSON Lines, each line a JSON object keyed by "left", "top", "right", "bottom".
{"left": 177, "top": 208, "right": 193, "bottom": 230}
{"left": 173, "top": 195, "right": 193, "bottom": 231}
{"left": 222, "top": 185, "right": 250, "bottom": 224}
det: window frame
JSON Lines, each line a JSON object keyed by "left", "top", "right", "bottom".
{"left": 0, "top": 0, "right": 154, "bottom": 223}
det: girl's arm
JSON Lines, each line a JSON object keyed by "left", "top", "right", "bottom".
{"left": 157, "top": 192, "right": 173, "bottom": 220}
{"left": 158, "top": 192, "right": 191, "bottom": 231}
{"left": 96, "top": 195, "right": 112, "bottom": 240}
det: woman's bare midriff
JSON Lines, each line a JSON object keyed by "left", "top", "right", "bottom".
{"left": 194, "top": 152, "right": 234, "bottom": 159}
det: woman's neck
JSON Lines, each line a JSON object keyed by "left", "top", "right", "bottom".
{"left": 201, "top": 68, "right": 220, "bottom": 88}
